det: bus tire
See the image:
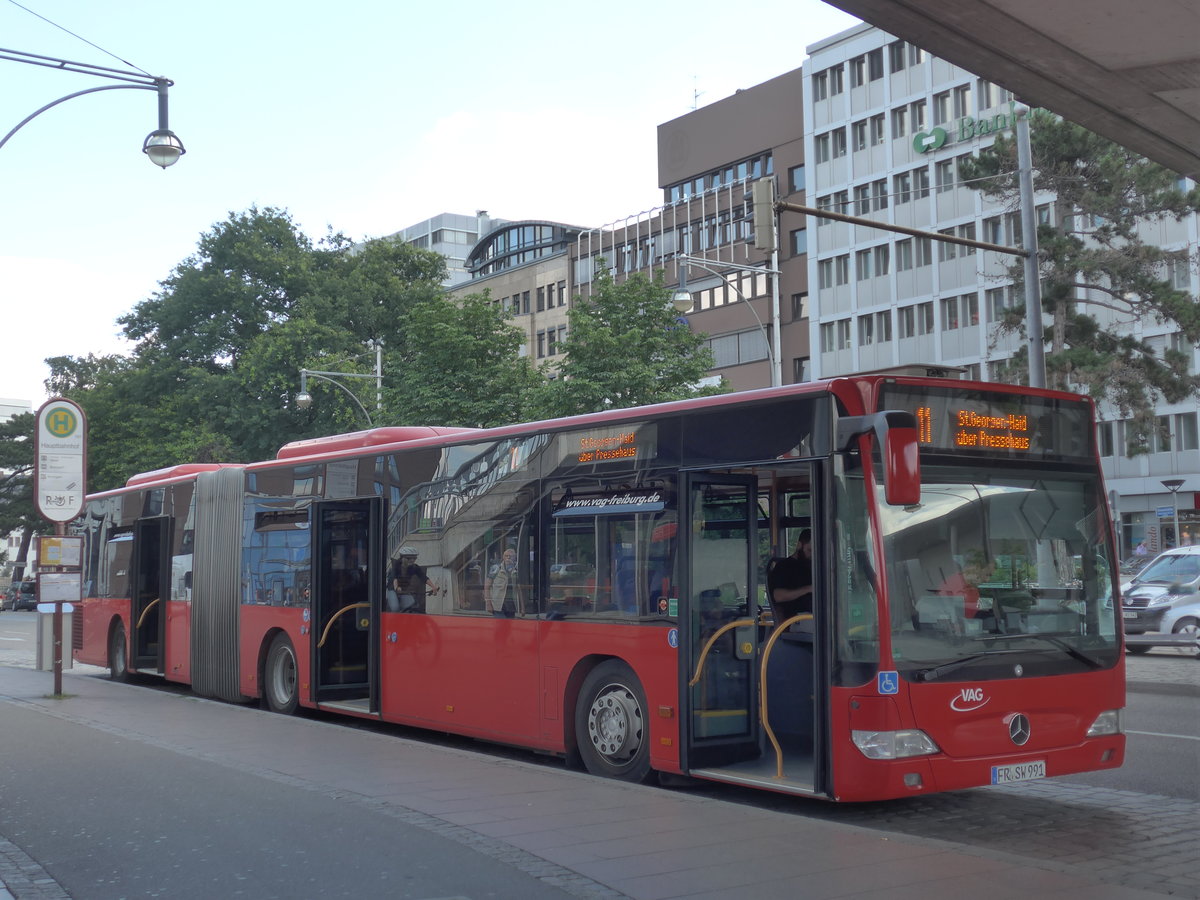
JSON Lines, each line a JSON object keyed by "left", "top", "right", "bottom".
{"left": 108, "top": 623, "right": 129, "bottom": 682}
{"left": 575, "top": 660, "right": 652, "bottom": 783}
{"left": 264, "top": 633, "right": 299, "bottom": 715}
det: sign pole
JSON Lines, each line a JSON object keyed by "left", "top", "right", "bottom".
{"left": 34, "top": 398, "right": 87, "bottom": 697}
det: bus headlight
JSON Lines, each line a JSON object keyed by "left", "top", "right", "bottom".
{"left": 852, "top": 729, "right": 940, "bottom": 759}
{"left": 1086, "top": 709, "right": 1123, "bottom": 737}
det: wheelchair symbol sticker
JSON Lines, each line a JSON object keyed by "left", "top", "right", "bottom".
{"left": 667, "top": 627, "right": 679, "bottom": 649}
{"left": 877, "top": 671, "right": 899, "bottom": 695}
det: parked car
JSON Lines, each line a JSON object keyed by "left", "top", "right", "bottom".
{"left": 11, "top": 580, "right": 37, "bottom": 611}
{"left": 1121, "top": 546, "right": 1200, "bottom": 641}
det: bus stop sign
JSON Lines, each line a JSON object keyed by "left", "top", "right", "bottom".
{"left": 35, "top": 398, "right": 87, "bottom": 523}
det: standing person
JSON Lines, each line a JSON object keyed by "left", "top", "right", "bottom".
{"left": 488, "top": 547, "right": 519, "bottom": 618}
{"left": 1134, "top": 540, "right": 1149, "bottom": 557}
{"left": 390, "top": 546, "right": 437, "bottom": 613}
{"left": 767, "top": 528, "right": 813, "bottom": 628}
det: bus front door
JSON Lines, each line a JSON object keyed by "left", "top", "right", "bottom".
{"left": 130, "top": 515, "right": 170, "bottom": 674}
{"left": 311, "top": 499, "right": 383, "bottom": 713}
{"left": 682, "top": 475, "right": 760, "bottom": 769}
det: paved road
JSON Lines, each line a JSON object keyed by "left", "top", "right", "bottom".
{"left": 0, "top": 612, "right": 1195, "bottom": 900}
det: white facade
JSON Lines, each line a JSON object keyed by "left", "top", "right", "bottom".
{"left": 804, "top": 24, "right": 1200, "bottom": 555}
{"left": 382, "top": 211, "right": 507, "bottom": 288}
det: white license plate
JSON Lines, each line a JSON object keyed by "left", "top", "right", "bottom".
{"left": 991, "top": 760, "right": 1046, "bottom": 784}
{"left": 1123, "top": 611, "right": 1138, "bottom": 619}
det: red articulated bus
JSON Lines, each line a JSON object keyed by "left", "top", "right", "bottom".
{"left": 72, "top": 375, "right": 1125, "bottom": 801}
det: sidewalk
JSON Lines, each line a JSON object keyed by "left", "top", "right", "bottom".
{"left": 0, "top": 665, "right": 1174, "bottom": 900}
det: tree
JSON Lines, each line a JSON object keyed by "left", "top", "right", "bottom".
{"left": 0, "top": 413, "right": 42, "bottom": 578}
{"left": 386, "top": 293, "right": 543, "bottom": 428}
{"left": 960, "top": 110, "right": 1200, "bottom": 446}
{"left": 533, "top": 267, "right": 724, "bottom": 418}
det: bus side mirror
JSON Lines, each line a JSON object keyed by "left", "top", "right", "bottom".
{"left": 836, "top": 410, "right": 922, "bottom": 507}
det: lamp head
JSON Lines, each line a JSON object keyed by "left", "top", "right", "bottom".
{"left": 296, "top": 391, "right": 313, "bottom": 410}
{"left": 670, "top": 289, "right": 693, "bottom": 313}
{"left": 143, "top": 129, "right": 185, "bottom": 168}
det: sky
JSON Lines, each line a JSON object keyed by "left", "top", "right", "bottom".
{"left": 0, "top": 0, "right": 861, "bottom": 410}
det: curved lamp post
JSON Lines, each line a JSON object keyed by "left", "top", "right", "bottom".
{"left": 0, "top": 47, "right": 184, "bottom": 168}
{"left": 295, "top": 342, "right": 384, "bottom": 427}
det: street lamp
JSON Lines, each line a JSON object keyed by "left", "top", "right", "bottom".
{"left": 1162, "top": 479, "right": 1185, "bottom": 548}
{"left": 0, "top": 47, "right": 184, "bottom": 168}
{"left": 295, "top": 341, "right": 384, "bottom": 427}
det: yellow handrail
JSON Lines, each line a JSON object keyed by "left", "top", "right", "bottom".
{"left": 135, "top": 597, "right": 161, "bottom": 629}
{"left": 687, "top": 617, "right": 757, "bottom": 687}
{"left": 317, "top": 603, "right": 370, "bottom": 649}
{"left": 760, "top": 613, "right": 814, "bottom": 778}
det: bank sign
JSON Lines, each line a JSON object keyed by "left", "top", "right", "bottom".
{"left": 913, "top": 101, "right": 1019, "bottom": 154}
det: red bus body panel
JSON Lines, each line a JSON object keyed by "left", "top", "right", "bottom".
{"left": 74, "top": 597, "right": 128, "bottom": 668}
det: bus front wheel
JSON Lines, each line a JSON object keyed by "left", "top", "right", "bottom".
{"left": 575, "top": 661, "right": 652, "bottom": 783}
{"left": 108, "top": 624, "right": 129, "bottom": 682}
{"left": 264, "top": 633, "right": 299, "bottom": 715}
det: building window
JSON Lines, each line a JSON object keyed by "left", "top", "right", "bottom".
{"left": 837, "top": 318, "right": 852, "bottom": 349}
{"left": 876, "top": 311, "right": 893, "bottom": 342}
{"left": 536, "top": 331, "right": 546, "bottom": 358}
{"left": 872, "top": 179, "right": 889, "bottom": 211}
{"left": 874, "top": 244, "right": 890, "bottom": 276}
{"left": 852, "top": 120, "right": 868, "bottom": 152}
{"left": 987, "top": 286, "right": 1014, "bottom": 320}
{"left": 1098, "top": 422, "right": 1114, "bottom": 457}
{"left": 935, "top": 159, "right": 956, "bottom": 193}
{"left": 815, "top": 133, "right": 831, "bottom": 164}
{"left": 833, "top": 190, "right": 849, "bottom": 214}
{"left": 867, "top": 48, "right": 884, "bottom": 81}
{"left": 953, "top": 84, "right": 972, "bottom": 119}
{"left": 917, "top": 302, "right": 935, "bottom": 334}
{"left": 832, "top": 128, "right": 847, "bottom": 158}
{"left": 813, "top": 70, "right": 828, "bottom": 101}
{"left": 558, "top": 281, "right": 566, "bottom": 306}
{"left": 908, "top": 45, "right": 925, "bottom": 66}
{"left": 789, "top": 164, "right": 805, "bottom": 193}
{"left": 830, "top": 64, "right": 844, "bottom": 94}
{"left": 793, "top": 357, "right": 810, "bottom": 382}
{"left": 896, "top": 238, "right": 914, "bottom": 271}
{"left": 816, "top": 194, "right": 832, "bottom": 226}
{"left": 893, "top": 171, "right": 911, "bottom": 204}
{"left": 522, "top": 291, "right": 531, "bottom": 314}
{"left": 820, "top": 322, "right": 835, "bottom": 352}
{"left": 818, "top": 258, "right": 834, "bottom": 290}
{"left": 835, "top": 255, "right": 850, "bottom": 286}
{"left": 536, "top": 286, "right": 545, "bottom": 312}
{"left": 858, "top": 315, "right": 875, "bottom": 346}
{"left": 546, "top": 328, "right": 557, "bottom": 355}
{"left": 869, "top": 114, "right": 886, "bottom": 146}
{"left": 941, "top": 296, "right": 959, "bottom": 330}
{"left": 937, "top": 228, "right": 957, "bottom": 261}
{"left": 933, "top": 91, "right": 951, "bottom": 126}
{"left": 913, "top": 167, "right": 930, "bottom": 199}
{"left": 1156, "top": 415, "right": 1173, "bottom": 453}
{"left": 957, "top": 222, "right": 977, "bottom": 255}
{"left": 962, "top": 292, "right": 979, "bottom": 326}
{"left": 850, "top": 55, "right": 866, "bottom": 87}
{"left": 899, "top": 305, "right": 916, "bottom": 338}
{"left": 1177, "top": 412, "right": 1199, "bottom": 450}
{"left": 854, "top": 184, "right": 871, "bottom": 215}
{"left": 911, "top": 99, "right": 927, "bottom": 131}
{"left": 856, "top": 249, "right": 873, "bottom": 281}
{"left": 888, "top": 40, "right": 907, "bottom": 73}
{"left": 891, "top": 105, "right": 908, "bottom": 139}
{"left": 791, "top": 292, "right": 808, "bottom": 320}
{"left": 915, "top": 237, "right": 933, "bottom": 267}
{"left": 1168, "top": 256, "right": 1191, "bottom": 290}
{"left": 983, "top": 215, "right": 1003, "bottom": 245}
{"left": 790, "top": 228, "right": 807, "bottom": 256}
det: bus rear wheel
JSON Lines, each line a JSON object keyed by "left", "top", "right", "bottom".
{"left": 575, "top": 661, "right": 652, "bottom": 783}
{"left": 108, "top": 624, "right": 129, "bottom": 682}
{"left": 264, "top": 633, "right": 299, "bottom": 715}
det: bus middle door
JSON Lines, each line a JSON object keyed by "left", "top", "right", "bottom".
{"left": 130, "top": 515, "right": 170, "bottom": 675}
{"left": 311, "top": 499, "right": 383, "bottom": 713}
{"left": 681, "top": 474, "right": 760, "bottom": 770}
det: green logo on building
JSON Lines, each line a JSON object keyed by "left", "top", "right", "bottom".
{"left": 912, "top": 127, "right": 947, "bottom": 153}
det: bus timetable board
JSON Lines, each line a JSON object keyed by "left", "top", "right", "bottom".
{"left": 880, "top": 383, "right": 1095, "bottom": 462}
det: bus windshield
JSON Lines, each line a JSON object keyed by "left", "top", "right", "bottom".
{"left": 877, "top": 462, "right": 1120, "bottom": 681}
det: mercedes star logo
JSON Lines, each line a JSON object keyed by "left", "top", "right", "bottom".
{"left": 1009, "top": 713, "right": 1031, "bottom": 746}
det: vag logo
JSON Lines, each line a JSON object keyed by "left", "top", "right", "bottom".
{"left": 950, "top": 687, "right": 988, "bottom": 712}
{"left": 912, "top": 127, "right": 948, "bottom": 153}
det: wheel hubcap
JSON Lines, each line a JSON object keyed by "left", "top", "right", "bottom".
{"left": 272, "top": 648, "right": 296, "bottom": 704}
{"left": 588, "top": 683, "right": 643, "bottom": 763}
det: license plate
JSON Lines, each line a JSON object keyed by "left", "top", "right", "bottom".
{"left": 1123, "top": 611, "right": 1138, "bottom": 619}
{"left": 991, "top": 760, "right": 1046, "bottom": 784}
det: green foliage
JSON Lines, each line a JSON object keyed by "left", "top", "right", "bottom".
{"left": 532, "top": 267, "right": 724, "bottom": 418}
{"left": 959, "top": 110, "right": 1200, "bottom": 445}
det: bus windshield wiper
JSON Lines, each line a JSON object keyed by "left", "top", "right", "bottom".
{"left": 912, "top": 653, "right": 991, "bottom": 682}
{"left": 973, "top": 632, "right": 1104, "bottom": 668}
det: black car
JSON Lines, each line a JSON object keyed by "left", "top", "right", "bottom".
{"left": 11, "top": 580, "right": 37, "bottom": 611}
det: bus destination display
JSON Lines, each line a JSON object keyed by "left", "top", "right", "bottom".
{"left": 883, "top": 384, "right": 1093, "bottom": 461}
